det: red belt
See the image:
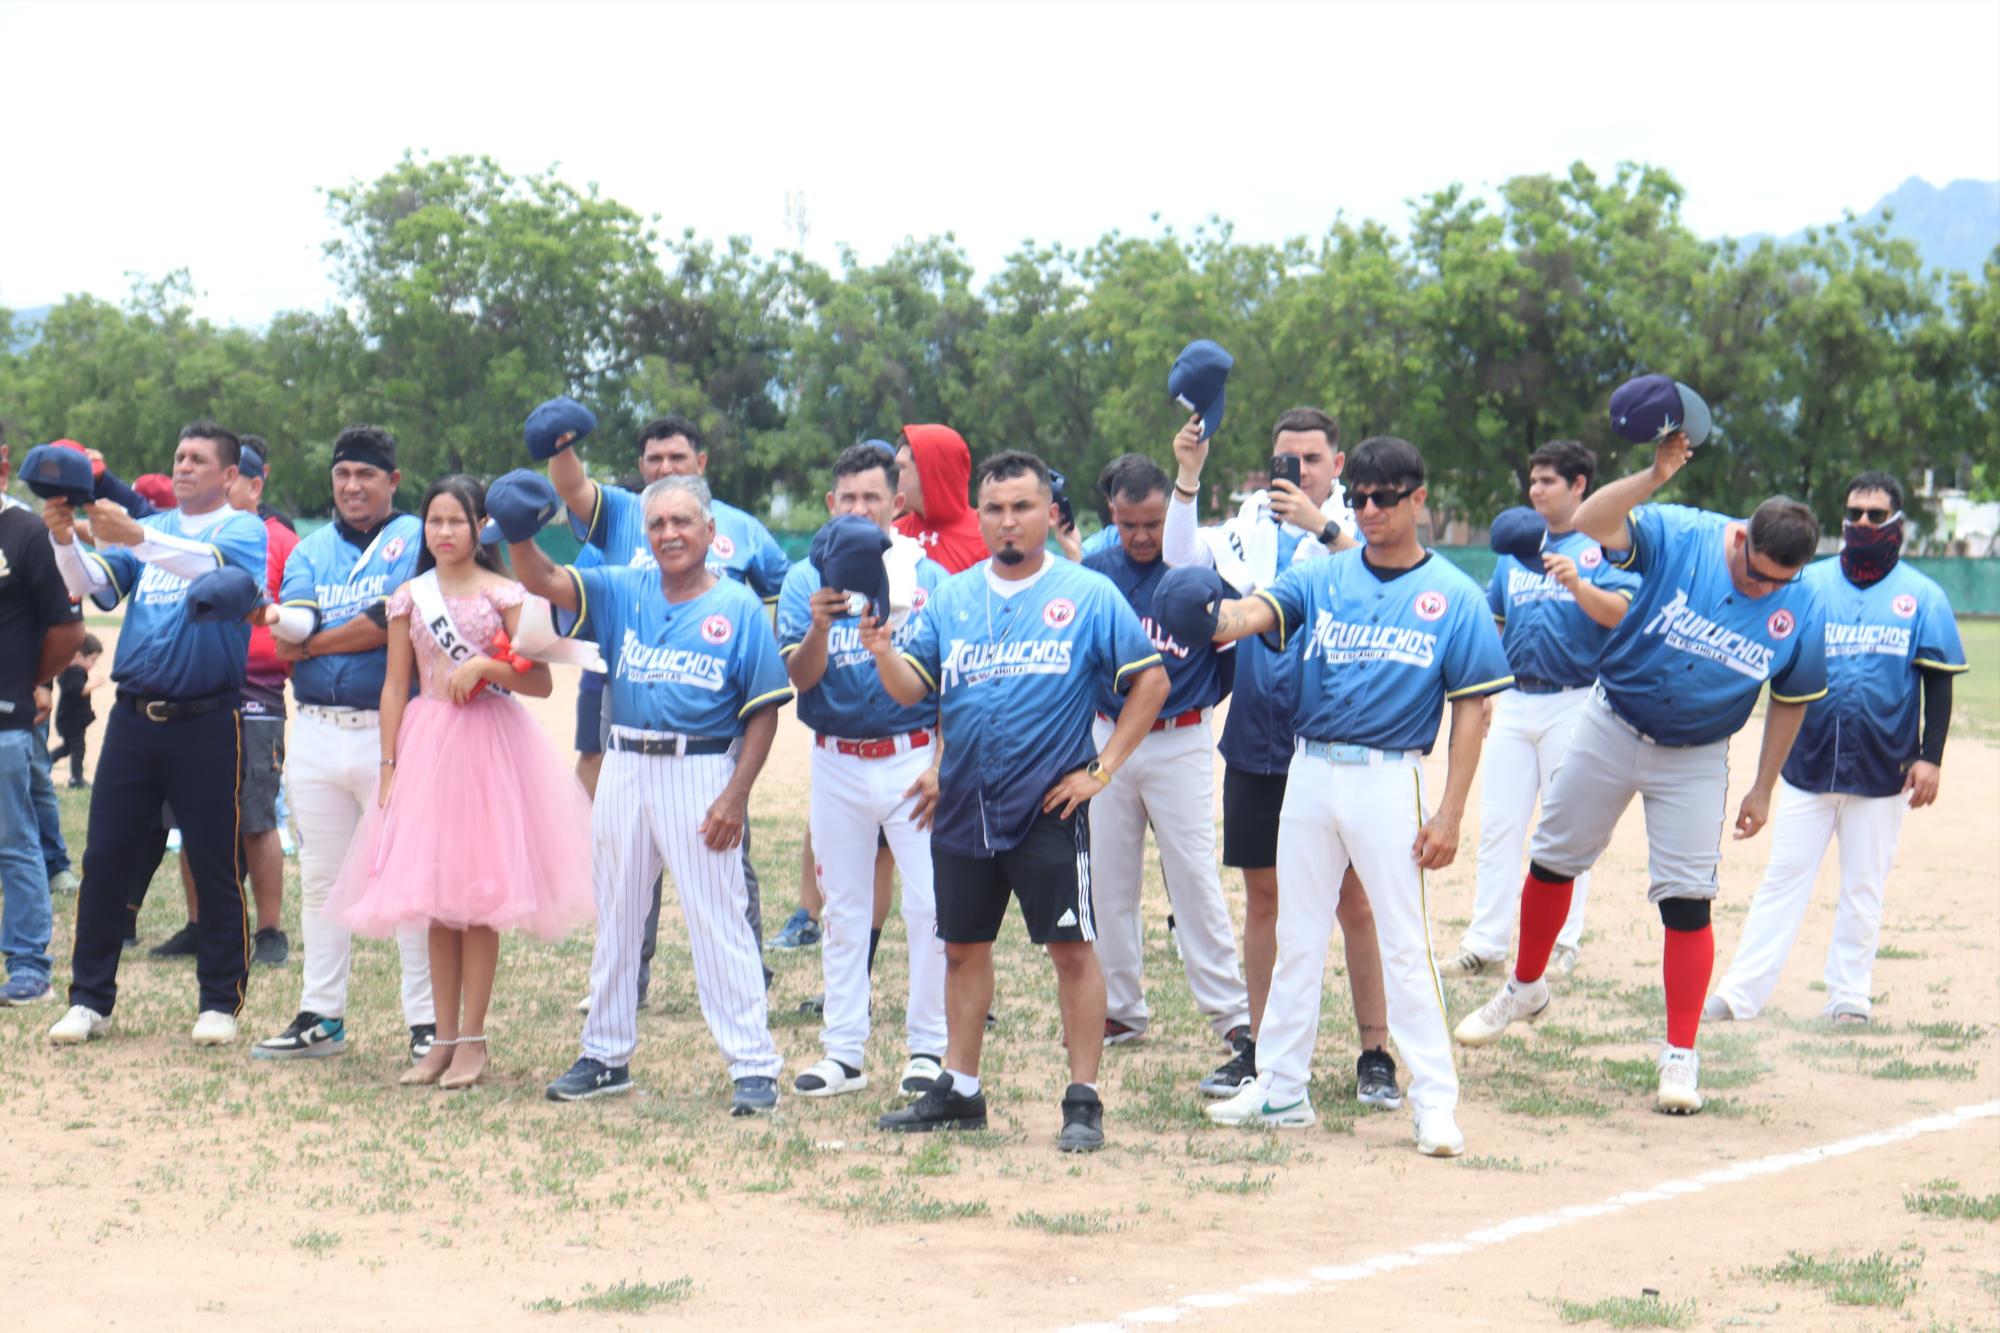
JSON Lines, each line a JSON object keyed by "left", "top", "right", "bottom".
{"left": 815, "top": 728, "right": 932, "bottom": 760}
{"left": 1096, "top": 707, "right": 1206, "bottom": 733}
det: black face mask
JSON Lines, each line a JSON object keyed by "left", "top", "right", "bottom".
{"left": 1839, "top": 516, "right": 1903, "bottom": 587}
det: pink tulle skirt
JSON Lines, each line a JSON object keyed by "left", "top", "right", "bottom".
{"left": 329, "top": 693, "right": 595, "bottom": 940}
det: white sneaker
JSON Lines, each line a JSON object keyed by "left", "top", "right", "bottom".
{"left": 1413, "top": 1106, "right": 1466, "bottom": 1157}
{"left": 575, "top": 994, "right": 591, "bottom": 1014}
{"left": 1206, "top": 1080, "right": 1316, "bottom": 1128}
{"left": 1656, "top": 1046, "right": 1703, "bottom": 1114}
{"left": 48, "top": 1004, "right": 110, "bottom": 1044}
{"left": 792, "top": 1056, "right": 867, "bottom": 1098}
{"left": 1702, "top": 995, "right": 1735, "bottom": 1022}
{"left": 1454, "top": 977, "right": 1551, "bottom": 1046}
{"left": 1550, "top": 944, "right": 1580, "bottom": 976}
{"left": 1435, "top": 947, "right": 1495, "bottom": 978}
{"left": 191, "top": 1011, "right": 239, "bottom": 1046}
{"left": 900, "top": 1054, "right": 944, "bottom": 1097}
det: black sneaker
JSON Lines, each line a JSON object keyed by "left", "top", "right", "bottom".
{"left": 1058, "top": 1083, "right": 1105, "bottom": 1153}
{"left": 148, "top": 923, "right": 198, "bottom": 958}
{"left": 408, "top": 1023, "right": 437, "bottom": 1063}
{"left": 1199, "top": 1026, "right": 1256, "bottom": 1098}
{"left": 879, "top": 1072, "right": 987, "bottom": 1134}
{"left": 798, "top": 994, "right": 825, "bottom": 1017}
{"left": 545, "top": 1057, "right": 633, "bottom": 1102}
{"left": 252, "top": 927, "right": 289, "bottom": 967}
{"left": 1356, "top": 1047, "right": 1403, "bottom": 1110}
{"left": 252, "top": 1011, "right": 347, "bottom": 1060}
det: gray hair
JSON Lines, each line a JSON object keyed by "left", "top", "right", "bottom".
{"left": 641, "top": 473, "right": 712, "bottom": 521}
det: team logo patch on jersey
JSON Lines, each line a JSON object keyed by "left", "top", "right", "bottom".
{"left": 911, "top": 587, "right": 928, "bottom": 611}
{"left": 1414, "top": 590, "right": 1448, "bottom": 622}
{"left": 1579, "top": 546, "right": 1603, "bottom": 570}
{"left": 1892, "top": 593, "right": 1917, "bottom": 618}
{"left": 381, "top": 536, "right": 407, "bottom": 563}
{"left": 711, "top": 533, "right": 737, "bottom": 559}
{"left": 1043, "top": 597, "right": 1076, "bottom": 629}
{"left": 701, "top": 614, "right": 733, "bottom": 645}
{"left": 1766, "top": 609, "right": 1795, "bottom": 640}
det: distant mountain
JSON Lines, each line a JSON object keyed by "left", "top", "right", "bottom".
{"left": 1746, "top": 178, "right": 1998, "bottom": 277}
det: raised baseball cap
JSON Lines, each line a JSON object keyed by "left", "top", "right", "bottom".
{"left": 480, "top": 469, "right": 563, "bottom": 545}
{"left": 20, "top": 443, "right": 97, "bottom": 506}
{"left": 1610, "top": 374, "right": 1711, "bottom": 448}
{"left": 1169, "top": 339, "right": 1233, "bottom": 440}
{"left": 1489, "top": 506, "right": 1549, "bottom": 567}
{"left": 236, "top": 444, "right": 266, "bottom": 480}
{"left": 524, "top": 396, "right": 596, "bottom": 461}
{"left": 809, "top": 514, "right": 893, "bottom": 621}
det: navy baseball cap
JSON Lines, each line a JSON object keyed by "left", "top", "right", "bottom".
{"left": 236, "top": 445, "right": 266, "bottom": 480}
{"left": 809, "top": 514, "right": 893, "bottom": 621}
{"left": 186, "top": 566, "right": 265, "bottom": 623}
{"left": 524, "top": 396, "right": 596, "bottom": 461}
{"left": 1169, "top": 339, "right": 1234, "bottom": 440}
{"left": 1489, "top": 506, "right": 1549, "bottom": 567}
{"left": 1154, "top": 566, "right": 1234, "bottom": 645}
{"left": 19, "top": 443, "right": 97, "bottom": 506}
{"left": 480, "top": 469, "right": 563, "bottom": 545}
{"left": 1610, "top": 374, "right": 1711, "bottom": 448}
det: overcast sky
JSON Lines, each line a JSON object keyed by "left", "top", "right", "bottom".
{"left": 4, "top": 0, "right": 1996, "bottom": 327}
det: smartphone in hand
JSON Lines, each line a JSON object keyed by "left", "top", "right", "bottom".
{"left": 1269, "top": 455, "right": 1302, "bottom": 490}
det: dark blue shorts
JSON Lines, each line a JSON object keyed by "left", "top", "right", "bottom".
{"left": 574, "top": 681, "right": 604, "bottom": 755}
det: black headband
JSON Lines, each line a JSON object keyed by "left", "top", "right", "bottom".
{"left": 331, "top": 437, "right": 395, "bottom": 472}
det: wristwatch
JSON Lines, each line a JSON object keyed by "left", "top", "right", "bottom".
{"left": 1319, "top": 518, "right": 1343, "bottom": 547}
{"left": 1086, "top": 758, "right": 1112, "bottom": 786}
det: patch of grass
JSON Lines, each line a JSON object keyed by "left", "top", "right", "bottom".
{"left": 1904, "top": 1189, "right": 2000, "bottom": 1222}
{"left": 1012, "top": 1208, "right": 1113, "bottom": 1235}
{"left": 1762, "top": 1250, "right": 1920, "bottom": 1307}
{"left": 1557, "top": 1294, "right": 1697, "bottom": 1328}
{"left": 820, "top": 1184, "right": 989, "bottom": 1225}
{"left": 1597, "top": 1057, "right": 1659, "bottom": 1096}
{"left": 1871, "top": 1058, "right": 1978, "bottom": 1082}
{"left": 1181, "top": 1169, "right": 1275, "bottom": 1196}
{"left": 1922, "top": 1177, "right": 1960, "bottom": 1191}
{"left": 1182, "top": 1134, "right": 1294, "bottom": 1166}
{"left": 1875, "top": 944, "right": 1926, "bottom": 961}
{"left": 1910, "top": 1020, "right": 1985, "bottom": 1050}
{"left": 1459, "top": 1154, "right": 1534, "bottom": 1172}
{"left": 290, "top": 1229, "right": 340, "bottom": 1257}
{"left": 901, "top": 1137, "right": 957, "bottom": 1178}
{"left": 1504, "top": 1089, "right": 1612, "bottom": 1119}
{"left": 531, "top": 1278, "right": 694, "bottom": 1314}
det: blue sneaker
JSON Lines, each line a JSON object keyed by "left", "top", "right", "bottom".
{"left": 731, "top": 1075, "right": 779, "bottom": 1116}
{"left": 0, "top": 974, "right": 55, "bottom": 1006}
{"left": 769, "top": 908, "right": 823, "bottom": 950}
{"left": 545, "top": 1057, "right": 633, "bottom": 1102}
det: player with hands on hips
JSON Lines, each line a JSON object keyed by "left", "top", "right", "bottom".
{"left": 1453, "top": 376, "right": 1828, "bottom": 1117}
{"left": 866, "top": 451, "right": 1169, "bottom": 1153}
{"left": 1169, "top": 435, "right": 1509, "bottom": 1156}
{"left": 1443, "top": 440, "right": 1639, "bottom": 981}
{"left": 1706, "top": 471, "right": 1967, "bottom": 1026}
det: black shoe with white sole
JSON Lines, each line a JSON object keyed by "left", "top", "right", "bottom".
{"left": 545, "top": 1057, "right": 633, "bottom": 1101}
{"left": 1058, "top": 1083, "right": 1105, "bottom": 1153}
{"left": 1356, "top": 1047, "right": 1403, "bottom": 1110}
{"left": 252, "top": 1011, "right": 347, "bottom": 1060}
{"left": 408, "top": 1023, "right": 438, "bottom": 1063}
{"left": 1199, "top": 1026, "right": 1256, "bottom": 1098}
{"left": 879, "top": 1073, "right": 987, "bottom": 1133}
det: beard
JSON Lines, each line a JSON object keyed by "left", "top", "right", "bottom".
{"left": 995, "top": 546, "right": 1027, "bottom": 565}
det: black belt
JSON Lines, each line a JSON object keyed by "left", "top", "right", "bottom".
{"left": 116, "top": 690, "right": 238, "bottom": 723}
{"left": 612, "top": 734, "right": 734, "bottom": 757}
{"left": 1514, "top": 676, "right": 1582, "bottom": 696}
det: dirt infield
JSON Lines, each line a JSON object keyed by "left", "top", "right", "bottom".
{"left": 7, "top": 618, "right": 1997, "bottom": 1330}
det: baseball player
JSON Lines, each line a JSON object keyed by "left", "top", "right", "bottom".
{"left": 778, "top": 444, "right": 950, "bottom": 1098}
{"left": 1082, "top": 455, "right": 1251, "bottom": 1062}
{"left": 1186, "top": 435, "right": 1511, "bottom": 1156}
{"left": 1164, "top": 407, "right": 1404, "bottom": 1108}
{"left": 1442, "top": 440, "right": 1639, "bottom": 979}
{"left": 252, "top": 426, "right": 436, "bottom": 1062}
{"left": 1707, "top": 470, "right": 1966, "bottom": 1024}
{"left": 1454, "top": 395, "right": 1828, "bottom": 1116}
{"left": 868, "top": 450, "right": 1169, "bottom": 1152}
{"left": 502, "top": 471, "right": 793, "bottom": 1114}
{"left": 42, "top": 422, "right": 267, "bottom": 1046}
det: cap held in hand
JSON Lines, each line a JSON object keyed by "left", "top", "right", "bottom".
{"left": 480, "top": 469, "right": 563, "bottom": 545}
{"left": 524, "top": 396, "right": 596, "bottom": 461}
{"left": 186, "top": 566, "right": 266, "bottom": 624}
{"left": 20, "top": 444, "right": 98, "bottom": 507}
{"left": 809, "top": 514, "right": 894, "bottom": 622}
{"left": 1610, "top": 374, "right": 1711, "bottom": 448}
{"left": 1169, "top": 339, "right": 1234, "bottom": 441}
{"left": 1488, "top": 506, "right": 1549, "bottom": 568}
{"left": 1154, "top": 566, "right": 1235, "bottom": 645}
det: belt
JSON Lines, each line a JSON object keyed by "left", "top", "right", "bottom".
{"left": 612, "top": 733, "right": 734, "bottom": 757}
{"left": 1514, "top": 676, "right": 1584, "bottom": 696}
{"left": 1296, "top": 737, "right": 1408, "bottom": 765}
{"left": 1096, "top": 707, "right": 1207, "bottom": 733}
{"left": 299, "top": 704, "right": 378, "bottom": 730}
{"left": 815, "top": 728, "right": 932, "bottom": 760}
{"left": 116, "top": 690, "right": 237, "bottom": 723}
{"left": 1592, "top": 683, "right": 1660, "bottom": 745}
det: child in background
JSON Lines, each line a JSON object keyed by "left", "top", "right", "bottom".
{"left": 48, "top": 633, "right": 105, "bottom": 788}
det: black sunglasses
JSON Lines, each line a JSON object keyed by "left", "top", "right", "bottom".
{"left": 1743, "top": 539, "right": 1803, "bottom": 587}
{"left": 1351, "top": 486, "right": 1416, "bottom": 511}
{"left": 1844, "top": 506, "right": 1898, "bottom": 525}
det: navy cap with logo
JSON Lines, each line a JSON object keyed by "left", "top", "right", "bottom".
{"left": 1154, "top": 566, "right": 1234, "bottom": 645}
{"left": 480, "top": 468, "right": 563, "bottom": 545}
{"left": 1609, "top": 374, "right": 1711, "bottom": 448}
{"left": 524, "top": 396, "right": 596, "bottom": 461}
{"left": 1489, "top": 505, "right": 1549, "bottom": 567}
{"left": 809, "top": 514, "right": 893, "bottom": 621}
{"left": 186, "top": 566, "right": 266, "bottom": 623}
{"left": 1169, "top": 339, "right": 1234, "bottom": 440}
{"left": 20, "top": 444, "right": 97, "bottom": 506}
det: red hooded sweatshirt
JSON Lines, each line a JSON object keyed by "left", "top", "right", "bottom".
{"left": 893, "top": 424, "right": 986, "bottom": 573}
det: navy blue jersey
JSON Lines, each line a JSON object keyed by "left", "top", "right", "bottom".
{"left": 1598, "top": 505, "right": 1829, "bottom": 746}
{"left": 777, "top": 552, "right": 946, "bottom": 738}
{"left": 1782, "top": 559, "right": 1967, "bottom": 797}
{"left": 568, "top": 565, "right": 792, "bottom": 736}
{"left": 571, "top": 481, "right": 790, "bottom": 601}
{"left": 1259, "top": 549, "right": 1512, "bottom": 753}
{"left": 280, "top": 514, "right": 423, "bottom": 708}
{"left": 1486, "top": 529, "right": 1641, "bottom": 687}
{"left": 93, "top": 508, "right": 266, "bottom": 698}
{"left": 901, "top": 559, "right": 1161, "bottom": 856}
{"left": 1081, "top": 526, "right": 1121, "bottom": 558}
{"left": 1084, "top": 545, "right": 1230, "bottom": 718}
{"left": 1219, "top": 526, "right": 1317, "bottom": 774}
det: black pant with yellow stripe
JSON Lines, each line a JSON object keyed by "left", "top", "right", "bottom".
{"left": 70, "top": 701, "right": 248, "bottom": 1017}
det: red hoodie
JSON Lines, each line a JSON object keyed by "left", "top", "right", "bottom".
{"left": 893, "top": 424, "right": 986, "bottom": 573}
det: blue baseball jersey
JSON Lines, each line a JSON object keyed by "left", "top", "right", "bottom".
{"left": 572, "top": 543, "right": 606, "bottom": 702}
{"left": 1597, "top": 505, "right": 1829, "bottom": 746}
{"left": 1218, "top": 527, "right": 1318, "bottom": 774}
{"left": 92, "top": 508, "right": 266, "bottom": 698}
{"left": 1486, "top": 528, "right": 1641, "bottom": 688}
{"left": 568, "top": 565, "right": 792, "bottom": 737}
{"left": 572, "top": 481, "right": 790, "bottom": 601}
{"left": 1081, "top": 526, "right": 1121, "bottom": 557}
{"left": 1084, "top": 546, "right": 1230, "bottom": 718}
{"left": 1259, "top": 549, "right": 1512, "bottom": 753}
{"left": 1782, "top": 559, "right": 1967, "bottom": 797}
{"left": 901, "top": 558, "right": 1161, "bottom": 856}
{"left": 777, "top": 553, "right": 946, "bottom": 738}
{"left": 280, "top": 514, "right": 424, "bottom": 708}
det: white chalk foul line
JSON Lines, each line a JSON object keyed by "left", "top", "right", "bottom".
{"left": 1056, "top": 1099, "right": 2000, "bottom": 1333}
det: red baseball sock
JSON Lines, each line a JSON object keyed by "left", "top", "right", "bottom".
{"left": 1513, "top": 871, "right": 1574, "bottom": 984}
{"left": 1662, "top": 925, "right": 1715, "bottom": 1049}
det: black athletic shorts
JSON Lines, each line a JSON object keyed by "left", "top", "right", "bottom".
{"left": 1221, "top": 765, "right": 1289, "bottom": 870}
{"left": 933, "top": 810, "right": 1093, "bottom": 945}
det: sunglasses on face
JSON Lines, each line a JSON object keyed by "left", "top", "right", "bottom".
{"left": 1844, "top": 506, "right": 1899, "bottom": 525}
{"left": 1743, "top": 541, "right": 1802, "bottom": 587}
{"left": 1351, "top": 486, "right": 1415, "bottom": 511}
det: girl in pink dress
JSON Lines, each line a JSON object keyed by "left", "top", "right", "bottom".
{"left": 330, "top": 475, "right": 594, "bottom": 1089}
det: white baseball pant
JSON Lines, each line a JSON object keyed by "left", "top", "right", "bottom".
{"left": 808, "top": 739, "right": 947, "bottom": 1068}
{"left": 290, "top": 707, "right": 434, "bottom": 1024}
{"left": 1261, "top": 748, "right": 1456, "bottom": 1113}
{"left": 1711, "top": 779, "right": 1905, "bottom": 1019}
{"left": 1089, "top": 715, "right": 1249, "bottom": 1039}
{"left": 581, "top": 741, "right": 780, "bottom": 1078}
{"left": 1461, "top": 687, "right": 1591, "bottom": 960}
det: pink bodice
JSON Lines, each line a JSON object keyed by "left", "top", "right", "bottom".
{"left": 387, "top": 580, "right": 524, "bottom": 701}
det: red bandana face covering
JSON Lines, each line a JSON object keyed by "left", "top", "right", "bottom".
{"left": 1839, "top": 517, "right": 1903, "bottom": 587}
